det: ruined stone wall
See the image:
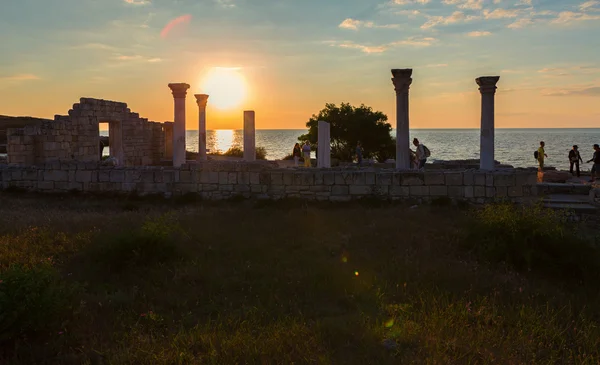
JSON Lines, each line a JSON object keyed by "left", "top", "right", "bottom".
{"left": 6, "top": 98, "right": 168, "bottom": 166}
{"left": 0, "top": 162, "right": 538, "bottom": 202}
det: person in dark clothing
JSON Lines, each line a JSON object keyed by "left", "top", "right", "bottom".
{"left": 292, "top": 143, "right": 301, "bottom": 167}
{"left": 569, "top": 145, "right": 583, "bottom": 177}
{"left": 587, "top": 144, "right": 600, "bottom": 183}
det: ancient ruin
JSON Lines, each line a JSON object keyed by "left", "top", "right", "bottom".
{"left": 0, "top": 71, "right": 556, "bottom": 205}
{"left": 3, "top": 98, "right": 168, "bottom": 166}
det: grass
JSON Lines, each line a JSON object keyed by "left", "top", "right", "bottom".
{"left": 1, "top": 194, "right": 600, "bottom": 364}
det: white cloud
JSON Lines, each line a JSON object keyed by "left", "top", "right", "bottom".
{"left": 123, "top": 0, "right": 150, "bottom": 5}
{"left": 442, "top": 0, "right": 483, "bottom": 10}
{"left": 69, "top": 43, "right": 117, "bottom": 51}
{"left": 515, "top": 0, "right": 532, "bottom": 5}
{"left": 0, "top": 74, "right": 40, "bottom": 81}
{"left": 551, "top": 11, "right": 600, "bottom": 23}
{"left": 328, "top": 36, "right": 437, "bottom": 54}
{"left": 114, "top": 54, "right": 162, "bottom": 63}
{"left": 467, "top": 30, "right": 492, "bottom": 36}
{"left": 393, "top": 0, "right": 430, "bottom": 4}
{"left": 483, "top": 8, "right": 521, "bottom": 19}
{"left": 507, "top": 17, "right": 533, "bottom": 28}
{"left": 493, "top": 0, "right": 502, "bottom": 3}
{"left": 421, "top": 11, "right": 479, "bottom": 29}
{"left": 396, "top": 10, "right": 422, "bottom": 17}
{"left": 579, "top": 1, "right": 599, "bottom": 10}
{"left": 338, "top": 18, "right": 401, "bottom": 30}
{"left": 216, "top": 0, "right": 236, "bottom": 8}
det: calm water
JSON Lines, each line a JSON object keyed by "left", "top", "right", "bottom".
{"left": 99, "top": 128, "right": 600, "bottom": 169}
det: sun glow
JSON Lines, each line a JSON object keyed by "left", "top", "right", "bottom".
{"left": 200, "top": 67, "right": 247, "bottom": 110}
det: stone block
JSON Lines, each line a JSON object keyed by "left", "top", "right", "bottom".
{"left": 323, "top": 172, "right": 335, "bottom": 185}
{"left": 508, "top": 186, "right": 523, "bottom": 197}
{"left": 179, "top": 183, "right": 198, "bottom": 193}
{"left": 142, "top": 171, "right": 154, "bottom": 183}
{"left": 335, "top": 172, "right": 351, "bottom": 185}
{"left": 44, "top": 170, "right": 68, "bottom": 182}
{"left": 271, "top": 173, "right": 283, "bottom": 185}
{"left": 494, "top": 173, "right": 515, "bottom": 187}
{"left": 282, "top": 173, "right": 293, "bottom": 185}
{"left": 424, "top": 172, "right": 444, "bottom": 185}
{"left": 401, "top": 173, "right": 425, "bottom": 186}
{"left": 228, "top": 172, "right": 237, "bottom": 184}
{"left": 330, "top": 195, "right": 351, "bottom": 202}
{"left": 38, "top": 181, "right": 54, "bottom": 190}
{"left": 76, "top": 170, "right": 92, "bottom": 182}
{"left": 259, "top": 172, "right": 271, "bottom": 184}
{"left": 110, "top": 170, "right": 125, "bottom": 183}
{"left": 309, "top": 185, "right": 330, "bottom": 192}
{"left": 218, "top": 172, "right": 228, "bottom": 184}
{"left": 465, "top": 186, "right": 474, "bottom": 198}
{"left": 444, "top": 172, "right": 463, "bottom": 186}
{"left": 365, "top": 172, "right": 375, "bottom": 185}
{"left": 463, "top": 171, "right": 474, "bottom": 185}
{"left": 376, "top": 172, "right": 392, "bottom": 186}
{"left": 496, "top": 186, "right": 508, "bottom": 197}
{"left": 473, "top": 172, "right": 486, "bottom": 186}
{"left": 486, "top": 187, "right": 496, "bottom": 198}
{"left": 409, "top": 186, "right": 429, "bottom": 196}
{"left": 351, "top": 172, "right": 365, "bottom": 185}
{"left": 447, "top": 186, "right": 464, "bottom": 198}
{"left": 331, "top": 185, "right": 349, "bottom": 196}
{"left": 349, "top": 185, "right": 371, "bottom": 195}
{"left": 429, "top": 186, "right": 448, "bottom": 196}
{"left": 485, "top": 173, "right": 494, "bottom": 187}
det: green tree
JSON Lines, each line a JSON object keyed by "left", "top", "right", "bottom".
{"left": 298, "top": 103, "right": 395, "bottom": 162}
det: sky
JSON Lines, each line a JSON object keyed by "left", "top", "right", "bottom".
{"left": 1, "top": 0, "right": 599, "bottom": 129}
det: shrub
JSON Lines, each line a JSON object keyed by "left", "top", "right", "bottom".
{"left": 0, "top": 263, "right": 79, "bottom": 342}
{"left": 221, "top": 146, "right": 267, "bottom": 160}
{"left": 465, "top": 203, "right": 600, "bottom": 282}
{"left": 80, "top": 213, "right": 183, "bottom": 274}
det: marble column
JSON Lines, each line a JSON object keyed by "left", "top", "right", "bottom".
{"left": 168, "top": 83, "right": 190, "bottom": 167}
{"left": 194, "top": 94, "right": 209, "bottom": 161}
{"left": 391, "top": 69, "right": 412, "bottom": 170}
{"left": 476, "top": 76, "right": 500, "bottom": 171}
{"left": 317, "top": 120, "right": 331, "bottom": 168}
{"left": 243, "top": 110, "right": 256, "bottom": 161}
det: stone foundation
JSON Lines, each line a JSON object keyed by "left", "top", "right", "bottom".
{"left": 0, "top": 162, "right": 538, "bottom": 202}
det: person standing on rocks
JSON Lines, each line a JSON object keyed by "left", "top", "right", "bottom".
{"left": 586, "top": 144, "right": 600, "bottom": 183}
{"left": 356, "top": 141, "right": 363, "bottom": 167}
{"left": 413, "top": 138, "right": 429, "bottom": 170}
{"left": 537, "top": 141, "right": 548, "bottom": 171}
{"left": 292, "top": 143, "right": 301, "bottom": 167}
{"left": 569, "top": 145, "right": 583, "bottom": 177}
{"left": 302, "top": 141, "right": 311, "bottom": 168}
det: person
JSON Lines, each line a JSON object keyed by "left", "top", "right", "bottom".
{"left": 302, "top": 141, "right": 311, "bottom": 167}
{"left": 356, "top": 141, "right": 363, "bottom": 167}
{"left": 292, "top": 143, "right": 301, "bottom": 167}
{"left": 537, "top": 141, "right": 548, "bottom": 171}
{"left": 413, "top": 138, "right": 427, "bottom": 170}
{"left": 569, "top": 145, "right": 583, "bottom": 177}
{"left": 586, "top": 144, "right": 600, "bottom": 183}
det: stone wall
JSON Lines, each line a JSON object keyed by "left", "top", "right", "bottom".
{"left": 0, "top": 162, "right": 538, "bottom": 202}
{"left": 6, "top": 98, "right": 167, "bottom": 166}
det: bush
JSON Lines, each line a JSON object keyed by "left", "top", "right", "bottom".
{"left": 221, "top": 146, "right": 267, "bottom": 160}
{"left": 465, "top": 203, "right": 600, "bottom": 282}
{"left": 0, "top": 263, "right": 79, "bottom": 342}
{"left": 80, "top": 213, "right": 183, "bottom": 274}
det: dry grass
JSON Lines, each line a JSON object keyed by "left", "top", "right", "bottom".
{"left": 1, "top": 193, "right": 600, "bottom": 364}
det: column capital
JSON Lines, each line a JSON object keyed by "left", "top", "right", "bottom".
{"left": 476, "top": 76, "right": 500, "bottom": 94}
{"left": 168, "top": 83, "right": 190, "bottom": 98}
{"left": 391, "top": 68, "right": 413, "bottom": 94}
{"left": 194, "top": 94, "right": 209, "bottom": 107}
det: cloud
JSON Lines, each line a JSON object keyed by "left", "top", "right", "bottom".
{"left": 579, "top": 1, "right": 599, "bottom": 11}
{"left": 338, "top": 18, "right": 401, "bottom": 30}
{"left": 393, "top": 0, "right": 430, "bottom": 4}
{"left": 69, "top": 43, "right": 117, "bottom": 51}
{"left": 328, "top": 36, "right": 437, "bottom": 54}
{"left": 467, "top": 30, "right": 491, "bottom": 36}
{"left": 538, "top": 65, "right": 600, "bottom": 76}
{"left": 551, "top": 11, "right": 600, "bottom": 24}
{"left": 0, "top": 74, "right": 40, "bottom": 81}
{"left": 515, "top": 0, "right": 532, "bottom": 5}
{"left": 424, "top": 63, "right": 448, "bottom": 67}
{"left": 483, "top": 8, "right": 521, "bottom": 19}
{"left": 507, "top": 18, "right": 533, "bottom": 28}
{"left": 216, "top": 0, "right": 236, "bottom": 8}
{"left": 123, "top": 0, "right": 150, "bottom": 4}
{"left": 542, "top": 86, "right": 600, "bottom": 96}
{"left": 442, "top": 0, "right": 483, "bottom": 10}
{"left": 421, "top": 11, "right": 479, "bottom": 29}
{"left": 114, "top": 54, "right": 162, "bottom": 63}
{"left": 396, "top": 10, "right": 422, "bottom": 17}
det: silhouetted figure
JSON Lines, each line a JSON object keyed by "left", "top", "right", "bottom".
{"left": 569, "top": 145, "right": 583, "bottom": 177}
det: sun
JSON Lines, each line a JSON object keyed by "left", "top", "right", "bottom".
{"left": 200, "top": 67, "right": 247, "bottom": 110}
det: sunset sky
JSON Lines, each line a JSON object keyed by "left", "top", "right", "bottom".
{"left": 1, "top": 0, "right": 599, "bottom": 129}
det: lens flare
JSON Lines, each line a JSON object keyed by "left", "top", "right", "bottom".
{"left": 160, "top": 15, "right": 192, "bottom": 39}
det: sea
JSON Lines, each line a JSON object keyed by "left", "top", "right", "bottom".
{"left": 96, "top": 128, "right": 600, "bottom": 169}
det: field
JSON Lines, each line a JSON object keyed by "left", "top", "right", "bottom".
{"left": 1, "top": 193, "right": 600, "bottom": 364}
